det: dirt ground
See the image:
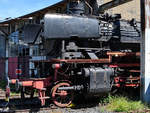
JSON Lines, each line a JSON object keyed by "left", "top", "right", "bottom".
{"left": 0, "top": 88, "right": 110, "bottom": 113}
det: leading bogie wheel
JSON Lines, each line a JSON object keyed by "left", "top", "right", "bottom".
{"left": 51, "top": 82, "right": 73, "bottom": 107}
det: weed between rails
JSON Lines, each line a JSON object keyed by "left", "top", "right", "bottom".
{"left": 100, "top": 95, "right": 148, "bottom": 112}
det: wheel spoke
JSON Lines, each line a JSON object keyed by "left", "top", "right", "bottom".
{"left": 51, "top": 82, "right": 73, "bottom": 107}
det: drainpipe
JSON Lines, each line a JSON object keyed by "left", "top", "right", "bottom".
{"left": 4, "top": 25, "right": 10, "bottom": 105}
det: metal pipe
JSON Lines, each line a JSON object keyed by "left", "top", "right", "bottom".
{"left": 58, "top": 86, "right": 75, "bottom": 90}
{"left": 61, "top": 40, "right": 65, "bottom": 59}
{"left": 58, "top": 85, "right": 84, "bottom": 90}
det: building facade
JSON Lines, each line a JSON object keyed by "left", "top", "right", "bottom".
{"left": 103, "top": 0, "right": 140, "bottom": 21}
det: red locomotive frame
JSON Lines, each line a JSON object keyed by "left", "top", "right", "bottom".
{"left": 6, "top": 51, "right": 140, "bottom": 107}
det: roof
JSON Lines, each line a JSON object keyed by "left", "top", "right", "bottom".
{"left": 0, "top": 0, "right": 66, "bottom": 25}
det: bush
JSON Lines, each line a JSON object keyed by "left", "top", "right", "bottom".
{"left": 100, "top": 95, "right": 146, "bottom": 112}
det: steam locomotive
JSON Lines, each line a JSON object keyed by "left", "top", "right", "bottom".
{"left": 8, "top": 0, "right": 141, "bottom": 107}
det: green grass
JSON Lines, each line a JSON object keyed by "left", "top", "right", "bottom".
{"left": 10, "top": 92, "right": 20, "bottom": 96}
{"left": 100, "top": 95, "right": 147, "bottom": 112}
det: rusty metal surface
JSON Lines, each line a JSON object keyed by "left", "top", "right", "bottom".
{"left": 32, "top": 58, "right": 112, "bottom": 63}
{"left": 51, "top": 58, "right": 111, "bottom": 63}
{"left": 129, "top": 70, "right": 140, "bottom": 73}
{"left": 10, "top": 77, "right": 52, "bottom": 88}
{"left": 107, "top": 52, "right": 140, "bottom": 57}
{"left": 114, "top": 76, "right": 140, "bottom": 87}
{"left": 32, "top": 52, "right": 140, "bottom": 64}
{"left": 52, "top": 82, "right": 73, "bottom": 107}
{"left": 109, "top": 63, "right": 140, "bottom": 67}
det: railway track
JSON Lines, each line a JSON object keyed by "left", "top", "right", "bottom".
{"left": 1, "top": 106, "right": 58, "bottom": 113}
{"left": 0, "top": 98, "right": 56, "bottom": 113}
{"left": 0, "top": 96, "right": 101, "bottom": 113}
{"left": 0, "top": 101, "right": 101, "bottom": 113}
{"left": 1, "top": 97, "right": 150, "bottom": 113}
{"left": 1, "top": 106, "right": 102, "bottom": 113}
{"left": 1, "top": 89, "right": 149, "bottom": 113}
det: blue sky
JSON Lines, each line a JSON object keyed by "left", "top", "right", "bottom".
{"left": 0, "top": 0, "right": 61, "bottom": 20}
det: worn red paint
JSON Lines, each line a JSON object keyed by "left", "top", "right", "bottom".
{"left": 8, "top": 57, "right": 29, "bottom": 79}
{"left": 16, "top": 69, "right": 22, "bottom": 75}
{"left": 114, "top": 76, "right": 140, "bottom": 88}
{"left": 10, "top": 77, "right": 52, "bottom": 106}
{"left": 109, "top": 63, "right": 140, "bottom": 68}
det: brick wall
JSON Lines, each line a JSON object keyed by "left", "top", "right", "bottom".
{"left": 103, "top": 0, "right": 140, "bottom": 21}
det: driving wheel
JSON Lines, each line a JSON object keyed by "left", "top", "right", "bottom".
{"left": 51, "top": 82, "right": 73, "bottom": 107}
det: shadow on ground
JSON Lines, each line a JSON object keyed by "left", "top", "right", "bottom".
{"left": 0, "top": 97, "right": 42, "bottom": 113}
{"left": 0, "top": 96, "right": 100, "bottom": 113}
